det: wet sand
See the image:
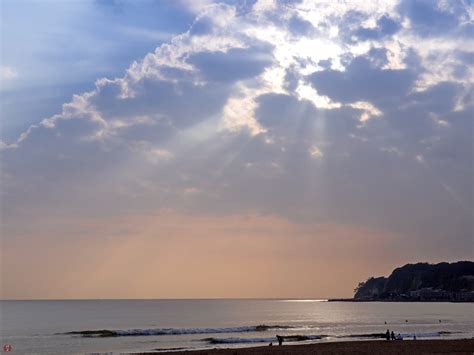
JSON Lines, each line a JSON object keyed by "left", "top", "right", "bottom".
{"left": 152, "top": 339, "right": 474, "bottom": 355}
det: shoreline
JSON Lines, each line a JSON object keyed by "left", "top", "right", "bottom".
{"left": 328, "top": 298, "right": 474, "bottom": 303}
{"left": 141, "top": 339, "right": 474, "bottom": 354}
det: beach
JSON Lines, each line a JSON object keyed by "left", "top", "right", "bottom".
{"left": 155, "top": 339, "right": 474, "bottom": 354}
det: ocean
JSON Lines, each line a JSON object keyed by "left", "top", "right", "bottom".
{"left": 1, "top": 299, "right": 473, "bottom": 354}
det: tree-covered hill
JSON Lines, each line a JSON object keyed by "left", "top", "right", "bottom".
{"left": 354, "top": 261, "right": 474, "bottom": 301}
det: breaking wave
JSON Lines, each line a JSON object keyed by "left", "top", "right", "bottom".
{"left": 64, "top": 324, "right": 294, "bottom": 337}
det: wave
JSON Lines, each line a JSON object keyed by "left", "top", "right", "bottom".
{"left": 339, "top": 333, "right": 386, "bottom": 339}
{"left": 64, "top": 324, "right": 294, "bottom": 337}
{"left": 399, "top": 332, "right": 441, "bottom": 338}
{"left": 339, "top": 331, "right": 445, "bottom": 340}
{"left": 64, "top": 327, "right": 450, "bottom": 340}
{"left": 203, "top": 335, "right": 322, "bottom": 344}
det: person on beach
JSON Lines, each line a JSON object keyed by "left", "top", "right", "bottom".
{"left": 391, "top": 331, "right": 396, "bottom": 340}
{"left": 276, "top": 335, "right": 283, "bottom": 346}
{"left": 385, "top": 329, "right": 390, "bottom": 341}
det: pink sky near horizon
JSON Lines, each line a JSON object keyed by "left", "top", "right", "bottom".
{"left": 1, "top": 210, "right": 466, "bottom": 300}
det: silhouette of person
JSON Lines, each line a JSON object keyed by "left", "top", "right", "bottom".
{"left": 385, "top": 329, "right": 390, "bottom": 341}
{"left": 276, "top": 335, "right": 283, "bottom": 346}
{"left": 391, "top": 331, "right": 396, "bottom": 340}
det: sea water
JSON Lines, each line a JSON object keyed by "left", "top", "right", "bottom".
{"left": 1, "top": 299, "right": 473, "bottom": 354}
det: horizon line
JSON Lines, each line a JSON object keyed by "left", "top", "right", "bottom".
{"left": 0, "top": 297, "right": 333, "bottom": 301}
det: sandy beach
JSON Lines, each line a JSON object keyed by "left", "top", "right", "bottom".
{"left": 153, "top": 339, "right": 474, "bottom": 355}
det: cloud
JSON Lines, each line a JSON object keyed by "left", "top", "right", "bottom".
{"left": 288, "top": 14, "right": 315, "bottom": 36}
{"left": 1, "top": 0, "right": 473, "bottom": 298}
{"left": 354, "top": 15, "right": 401, "bottom": 41}
{"left": 397, "top": 0, "right": 472, "bottom": 37}
{"left": 255, "top": 93, "right": 317, "bottom": 129}
{"left": 308, "top": 145, "right": 323, "bottom": 158}
{"left": 187, "top": 45, "right": 274, "bottom": 83}
{"left": 308, "top": 55, "right": 417, "bottom": 107}
{"left": 0, "top": 66, "right": 18, "bottom": 81}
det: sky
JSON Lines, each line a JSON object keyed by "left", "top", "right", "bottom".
{"left": 0, "top": 0, "right": 473, "bottom": 299}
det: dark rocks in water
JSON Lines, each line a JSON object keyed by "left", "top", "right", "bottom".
{"left": 354, "top": 261, "right": 474, "bottom": 302}
{"left": 64, "top": 330, "right": 117, "bottom": 337}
